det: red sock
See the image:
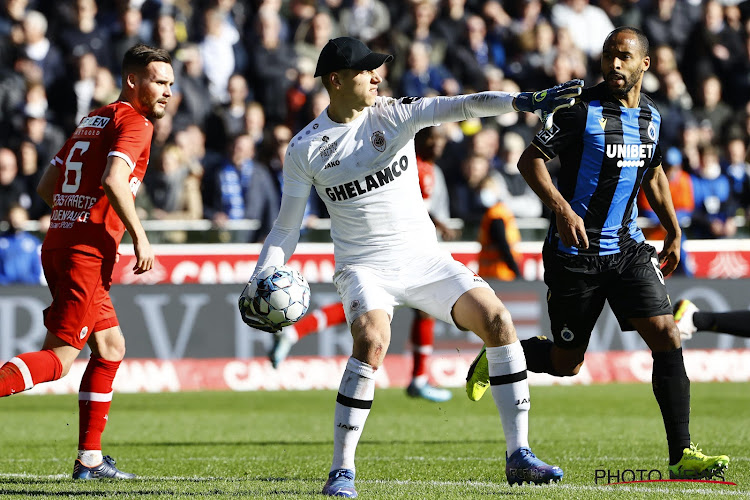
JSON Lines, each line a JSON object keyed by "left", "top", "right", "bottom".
{"left": 293, "top": 302, "right": 347, "bottom": 339}
{"left": 0, "top": 350, "right": 63, "bottom": 396}
{"left": 411, "top": 316, "right": 435, "bottom": 378}
{"left": 78, "top": 357, "right": 120, "bottom": 451}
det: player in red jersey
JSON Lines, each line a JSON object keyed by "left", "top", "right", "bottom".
{"left": 0, "top": 44, "right": 174, "bottom": 480}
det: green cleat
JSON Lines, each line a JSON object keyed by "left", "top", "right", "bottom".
{"left": 465, "top": 345, "right": 489, "bottom": 401}
{"left": 668, "top": 443, "right": 730, "bottom": 480}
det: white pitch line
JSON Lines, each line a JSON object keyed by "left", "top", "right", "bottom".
{"left": 0, "top": 473, "right": 745, "bottom": 496}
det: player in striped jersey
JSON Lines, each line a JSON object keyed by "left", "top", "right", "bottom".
{"left": 467, "top": 27, "right": 729, "bottom": 481}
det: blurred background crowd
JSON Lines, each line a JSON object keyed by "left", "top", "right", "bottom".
{"left": 1, "top": 0, "right": 750, "bottom": 258}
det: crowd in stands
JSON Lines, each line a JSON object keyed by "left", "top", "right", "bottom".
{"left": 1, "top": 0, "right": 750, "bottom": 251}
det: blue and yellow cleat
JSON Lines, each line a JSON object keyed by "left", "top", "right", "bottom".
{"left": 406, "top": 380, "right": 452, "bottom": 403}
{"left": 322, "top": 468, "right": 357, "bottom": 497}
{"left": 72, "top": 455, "right": 136, "bottom": 480}
{"left": 668, "top": 443, "right": 729, "bottom": 480}
{"left": 505, "top": 447, "right": 563, "bottom": 486}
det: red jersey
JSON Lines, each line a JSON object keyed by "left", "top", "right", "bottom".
{"left": 416, "top": 156, "right": 435, "bottom": 201}
{"left": 43, "top": 101, "right": 153, "bottom": 259}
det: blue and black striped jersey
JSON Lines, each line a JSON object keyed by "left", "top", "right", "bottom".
{"left": 531, "top": 82, "right": 663, "bottom": 256}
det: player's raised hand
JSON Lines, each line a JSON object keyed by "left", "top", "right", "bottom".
{"left": 238, "top": 281, "right": 280, "bottom": 333}
{"left": 514, "top": 79, "right": 584, "bottom": 131}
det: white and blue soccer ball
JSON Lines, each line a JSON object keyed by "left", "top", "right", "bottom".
{"left": 252, "top": 265, "right": 310, "bottom": 327}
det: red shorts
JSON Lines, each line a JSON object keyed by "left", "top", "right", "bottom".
{"left": 42, "top": 249, "right": 119, "bottom": 350}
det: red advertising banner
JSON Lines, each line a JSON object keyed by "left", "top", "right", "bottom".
{"left": 113, "top": 241, "right": 750, "bottom": 284}
{"left": 26, "top": 349, "right": 750, "bottom": 395}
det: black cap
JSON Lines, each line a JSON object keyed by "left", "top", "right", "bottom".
{"left": 314, "top": 37, "right": 393, "bottom": 77}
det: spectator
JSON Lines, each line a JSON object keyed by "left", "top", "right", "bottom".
{"left": 176, "top": 123, "right": 222, "bottom": 198}
{"left": 58, "top": 0, "right": 111, "bottom": 66}
{"left": 508, "top": 20, "right": 557, "bottom": 89}
{"left": 469, "top": 127, "right": 502, "bottom": 170}
{"left": 691, "top": 143, "right": 736, "bottom": 239}
{"left": 17, "top": 140, "right": 50, "bottom": 220}
{"left": 91, "top": 65, "right": 120, "bottom": 110}
{"left": 200, "top": 7, "right": 239, "bottom": 104}
{"left": 0, "top": 148, "right": 31, "bottom": 220}
{"left": 449, "top": 152, "right": 506, "bottom": 227}
{"left": 444, "top": 14, "right": 502, "bottom": 92}
{"left": 205, "top": 73, "right": 251, "bottom": 153}
{"left": 338, "top": 0, "right": 390, "bottom": 44}
{"left": 642, "top": 0, "right": 693, "bottom": 62}
{"left": 692, "top": 75, "right": 734, "bottom": 144}
{"left": 173, "top": 44, "right": 212, "bottom": 131}
{"left": 0, "top": 204, "right": 41, "bottom": 285}
{"left": 293, "top": 11, "right": 340, "bottom": 65}
{"left": 246, "top": 8, "right": 296, "bottom": 125}
{"left": 21, "top": 10, "right": 65, "bottom": 90}
{"left": 680, "top": 119, "right": 702, "bottom": 172}
{"left": 203, "top": 133, "right": 279, "bottom": 243}
{"left": 551, "top": 26, "right": 589, "bottom": 83}
{"left": 152, "top": 12, "right": 184, "bottom": 62}
{"left": 550, "top": 0, "right": 615, "bottom": 60}
{"left": 477, "top": 198, "right": 522, "bottom": 281}
{"left": 723, "top": 136, "right": 750, "bottom": 216}
{"left": 243, "top": 100, "right": 266, "bottom": 148}
{"left": 682, "top": 0, "right": 745, "bottom": 98}
{"left": 144, "top": 143, "right": 203, "bottom": 243}
{"left": 109, "top": 7, "right": 145, "bottom": 79}
{"left": 434, "top": 0, "right": 471, "bottom": 46}
{"left": 390, "top": 0, "right": 447, "bottom": 85}
{"left": 653, "top": 69, "right": 694, "bottom": 151}
{"left": 399, "top": 41, "right": 459, "bottom": 97}
{"left": 285, "top": 57, "right": 319, "bottom": 132}
{"left": 496, "top": 130, "right": 543, "bottom": 219}
{"left": 638, "top": 146, "right": 695, "bottom": 240}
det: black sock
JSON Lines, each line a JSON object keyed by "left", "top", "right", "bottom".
{"left": 652, "top": 348, "right": 691, "bottom": 465}
{"left": 694, "top": 311, "right": 750, "bottom": 338}
{"left": 521, "top": 336, "right": 562, "bottom": 376}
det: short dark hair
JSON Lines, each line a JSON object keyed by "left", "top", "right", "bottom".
{"left": 121, "top": 44, "right": 172, "bottom": 82}
{"left": 605, "top": 27, "right": 650, "bottom": 57}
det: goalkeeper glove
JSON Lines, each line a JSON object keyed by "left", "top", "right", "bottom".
{"left": 238, "top": 281, "right": 281, "bottom": 333}
{"left": 514, "top": 79, "right": 584, "bottom": 131}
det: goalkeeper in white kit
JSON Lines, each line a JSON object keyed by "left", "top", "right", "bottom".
{"left": 238, "top": 36, "right": 582, "bottom": 497}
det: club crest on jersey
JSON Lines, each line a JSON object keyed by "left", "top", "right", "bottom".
{"left": 648, "top": 121, "right": 657, "bottom": 141}
{"left": 371, "top": 130, "right": 386, "bottom": 152}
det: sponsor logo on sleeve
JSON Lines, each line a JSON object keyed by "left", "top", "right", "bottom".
{"left": 536, "top": 123, "right": 560, "bottom": 144}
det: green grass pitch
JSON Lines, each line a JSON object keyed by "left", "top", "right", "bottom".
{"left": 0, "top": 382, "right": 747, "bottom": 499}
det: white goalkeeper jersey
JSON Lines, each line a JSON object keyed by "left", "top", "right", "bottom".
{"left": 283, "top": 94, "right": 514, "bottom": 269}
{"left": 252, "top": 92, "right": 517, "bottom": 276}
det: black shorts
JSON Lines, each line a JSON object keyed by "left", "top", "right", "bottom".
{"left": 543, "top": 241, "right": 673, "bottom": 350}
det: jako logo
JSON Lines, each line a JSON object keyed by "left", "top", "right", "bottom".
{"left": 324, "top": 160, "right": 340, "bottom": 170}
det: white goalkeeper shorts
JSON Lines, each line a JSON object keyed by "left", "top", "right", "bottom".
{"left": 332, "top": 252, "right": 492, "bottom": 327}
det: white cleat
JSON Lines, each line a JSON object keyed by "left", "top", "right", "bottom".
{"left": 269, "top": 327, "right": 299, "bottom": 368}
{"left": 673, "top": 299, "right": 699, "bottom": 340}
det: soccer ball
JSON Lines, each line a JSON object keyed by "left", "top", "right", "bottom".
{"left": 252, "top": 265, "right": 310, "bottom": 327}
